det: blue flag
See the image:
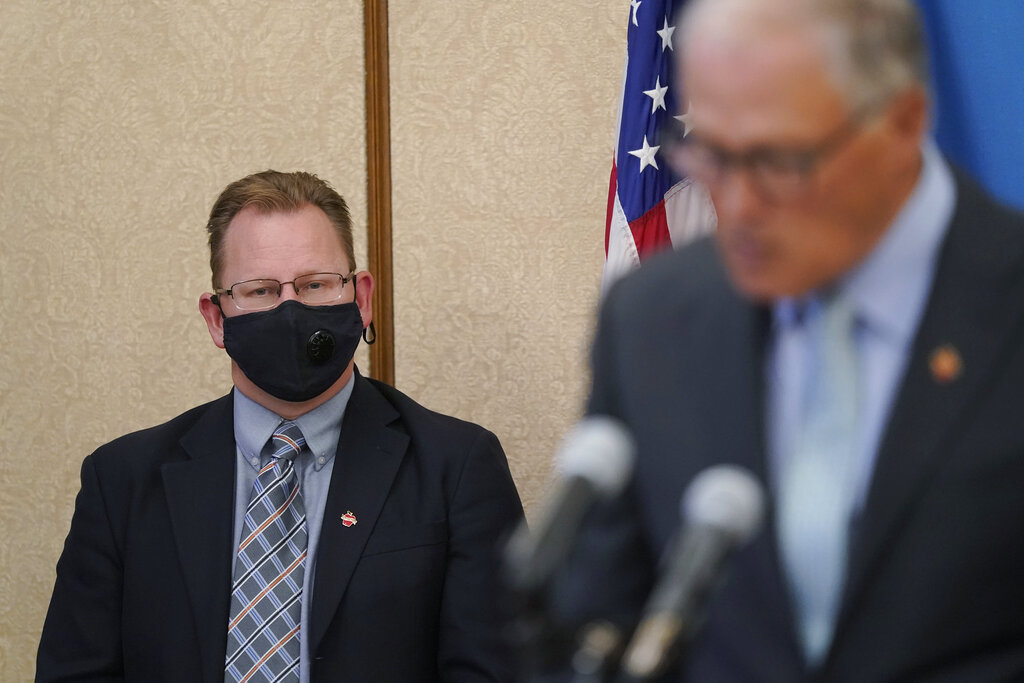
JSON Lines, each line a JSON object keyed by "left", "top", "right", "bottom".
{"left": 918, "top": 1, "right": 1024, "bottom": 210}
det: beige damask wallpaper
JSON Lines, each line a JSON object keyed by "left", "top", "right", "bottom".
{"left": 389, "top": 2, "right": 623, "bottom": 511}
{"left": 1, "top": 1, "right": 623, "bottom": 678}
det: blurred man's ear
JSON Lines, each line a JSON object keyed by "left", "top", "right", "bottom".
{"left": 886, "top": 85, "right": 929, "bottom": 146}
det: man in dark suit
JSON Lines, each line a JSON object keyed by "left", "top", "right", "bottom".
{"left": 557, "top": 0, "right": 1024, "bottom": 680}
{"left": 37, "top": 170, "right": 525, "bottom": 682}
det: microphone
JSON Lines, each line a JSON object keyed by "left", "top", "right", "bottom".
{"left": 503, "top": 416, "right": 636, "bottom": 599}
{"left": 621, "top": 464, "right": 765, "bottom": 679}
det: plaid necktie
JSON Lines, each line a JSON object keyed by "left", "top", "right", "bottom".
{"left": 225, "top": 421, "right": 308, "bottom": 683}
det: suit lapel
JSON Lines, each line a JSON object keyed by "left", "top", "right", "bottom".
{"left": 701, "top": 283, "right": 816, "bottom": 675}
{"left": 162, "top": 393, "right": 236, "bottom": 683}
{"left": 682, "top": 274, "right": 806, "bottom": 665}
{"left": 723, "top": 298, "right": 807, "bottom": 659}
{"left": 657, "top": 245, "right": 773, "bottom": 487}
{"left": 837, "top": 177, "right": 1024, "bottom": 637}
{"left": 309, "top": 374, "right": 410, "bottom": 651}
{"left": 707, "top": 293, "right": 772, "bottom": 486}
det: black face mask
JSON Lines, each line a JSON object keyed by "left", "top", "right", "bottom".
{"left": 222, "top": 299, "right": 363, "bottom": 402}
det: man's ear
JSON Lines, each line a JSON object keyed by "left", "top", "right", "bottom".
{"left": 886, "top": 84, "right": 929, "bottom": 148}
{"left": 354, "top": 270, "right": 375, "bottom": 329}
{"left": 199, "top": 293, "right": 226, "bottom": 349}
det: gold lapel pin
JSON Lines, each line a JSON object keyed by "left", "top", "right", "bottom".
{"left": 341, "top": 511, "right": 358, "bottom": 528}
{"left": 929, "top": 344, "right": 962, "bottom": 384}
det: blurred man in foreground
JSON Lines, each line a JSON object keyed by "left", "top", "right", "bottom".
{"left": 564, "top": 0, "right": 1024, "bottom": 679}
{"left": 38, "top": 170, "right": 524, "bottom": 682}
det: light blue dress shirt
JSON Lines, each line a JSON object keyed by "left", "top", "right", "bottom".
{"left": 231, "top": 374, "right": 355, "bottom": 683}
{"left": 767, "top": 140, "right": 956, "bottom": 532}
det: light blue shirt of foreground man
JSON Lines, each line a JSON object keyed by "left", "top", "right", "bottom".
{"left": 550, "top": 0, "right": 1024, "bottom": 681}
{"left": 37, "top": 170, "right": 525, "bottom": 683}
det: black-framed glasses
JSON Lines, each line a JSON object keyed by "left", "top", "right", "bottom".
{"left": 213, "top": 272, "right": 355, "bottom": 311}
{"left": 662, "top": 108, "right": 879, "bottom": 202}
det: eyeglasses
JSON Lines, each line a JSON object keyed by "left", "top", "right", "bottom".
{"left": 213, "top": 272, "right": 355, "bottom": 311}
{"left": 663, "top": 108, "right": 878, "bottom": 202}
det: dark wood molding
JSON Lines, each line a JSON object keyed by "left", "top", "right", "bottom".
{"left": 364, "top": 0, "right": 395, "bottom": 385}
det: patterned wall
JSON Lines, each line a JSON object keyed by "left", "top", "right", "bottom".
{"left": 0, "top": 1, "right": 623, "bottom": 678}
{"left": 390, "top": 2, "right": 624, "bottom": 513}
{"left": 0, "top": 1, "right": 367, "bottom": 677}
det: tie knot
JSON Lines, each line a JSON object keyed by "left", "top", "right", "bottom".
{"left": 819, "top": 293, "right": 858, "bottom": 340}
{"left": 268, "top": 421, "right": 305, "bottom": 462}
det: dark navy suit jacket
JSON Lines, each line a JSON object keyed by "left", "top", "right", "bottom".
{"left": 560, "top": 174, "right": 1024, "bottom": 682}
{"left": 38, "top": 373, "right": 524, "bottom": 682}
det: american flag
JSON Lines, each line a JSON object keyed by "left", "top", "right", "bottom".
{"left": 603, "top": 0, "right": 716, "bottom": 292}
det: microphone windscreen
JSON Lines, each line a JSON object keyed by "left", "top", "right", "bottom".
{"left": 555, "top": 416, "right": 636, "bottom": 497}
{"left": 683, "top": 464, "right": 765, "bottom": 545}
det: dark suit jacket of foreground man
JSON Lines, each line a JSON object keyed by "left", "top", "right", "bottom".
{"left": 37, "top": 372, "right": 524, "bottom": 682}
{"left": 566, "top": 174, "right": 1024, "bottom": 682}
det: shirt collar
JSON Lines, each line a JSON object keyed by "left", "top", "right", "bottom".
{"left": 233, "top": 373, "right": 356, "bottom": 470}
{"left": 774, "top": 140, "right": 956, "bottom": 341}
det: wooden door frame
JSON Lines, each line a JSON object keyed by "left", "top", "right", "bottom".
{"left": 364, "top": 0, "right": 395, "bottom": 385}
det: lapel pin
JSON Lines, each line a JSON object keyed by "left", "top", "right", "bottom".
{"left": 929, "top": 344, "right": 962, "bottom": 384}
{"left": 341, "top": 511, "right": 358, "bottom": 528}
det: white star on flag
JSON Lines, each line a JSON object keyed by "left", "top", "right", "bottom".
{"left": 657, "top": 17, "right": 676, "bottom": 51}
{"left": 602, "top": 0, "right": 718, "bottom": 293}
{"left": 643, "top": 76, "right": 669, "bottom": 114}
{"left": 676, "top": 101, "right": 695, "bottom": 136}
{"left": 628, "top": 135, "right": 661, "bottom": 173}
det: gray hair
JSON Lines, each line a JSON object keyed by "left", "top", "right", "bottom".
{"left": 680, "top": 0, "right": 930, "bottom": 111}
